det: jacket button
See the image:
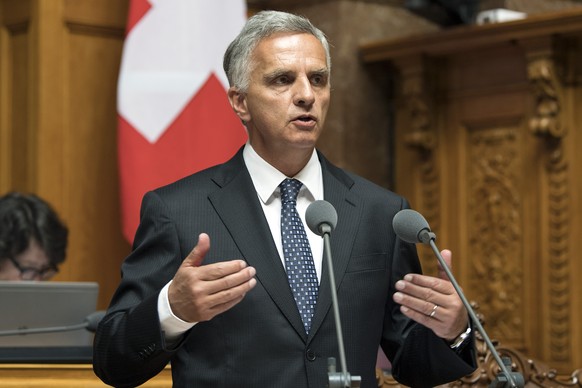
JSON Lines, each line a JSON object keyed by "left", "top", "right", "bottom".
{"left": 306, "top": 349, "right": 316, "bottom": 361}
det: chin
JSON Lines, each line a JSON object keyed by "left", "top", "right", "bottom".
{"left": 293, "top": 132, "right": 320, "bottom": 145}
{"left": 292, "top": 139, "right": 318, "bottom": 150}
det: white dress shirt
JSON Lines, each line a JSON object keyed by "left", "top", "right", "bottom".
{"left": 158, "top": 143, "right": 324, "bottom": 341}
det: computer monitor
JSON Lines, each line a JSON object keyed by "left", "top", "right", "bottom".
{"left": 0, "top": 281, "right": 99, "bottom": 362}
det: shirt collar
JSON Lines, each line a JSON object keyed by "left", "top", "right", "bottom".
{"left": 243, "top": 142, "right": 323, "bottom": 204}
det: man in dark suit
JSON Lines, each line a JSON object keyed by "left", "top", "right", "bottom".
{"left": 93, "top": 10, "right": 476, "bottom": 388}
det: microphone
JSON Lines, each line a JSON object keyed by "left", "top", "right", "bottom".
{"left": 392, "top": 208, "right": 435, "bottom": 244}
{"left": 0, "top": 310, "right": 105, "bottom": 337}
{"left": 305, "top": 199, "right": 338, "bottom": 236}
{"left": 306, "top": 201, "right": 361, "bottom": 388}
{"left": 86, "top": 310, "right": 106, "bottom": 332}
{"left": 392, "top": 209, "right": 524, "bottom": 388}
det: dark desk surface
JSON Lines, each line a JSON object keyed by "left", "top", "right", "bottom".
{"left": 0, "top": 346, "right": 92, "bottom": 363}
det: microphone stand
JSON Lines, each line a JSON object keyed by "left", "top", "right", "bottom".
{"left": 321, "top": 223, "right": 361, "bottom": 388}
{"left": 418, "top": 230, "right": 524, "bottom": 388}
{"left": 0, "top": 311, "right": 105, "bottom": 337}
{"left": 0, "top": 323, "right": 89, "bottom": 337}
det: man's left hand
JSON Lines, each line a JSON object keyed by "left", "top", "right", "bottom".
{"left": 392, "top": 249, "right": 469, "bottom": 341}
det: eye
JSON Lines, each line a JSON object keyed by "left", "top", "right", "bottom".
{"left": 274, "top": 75, "right": 292, "bottom": 85}
{"left": 311, "top": 73, "right": 327, "bottom": 86}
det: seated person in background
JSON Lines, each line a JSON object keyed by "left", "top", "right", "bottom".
{"left": 0, "top": 192, "right": 68, "bottom": 281}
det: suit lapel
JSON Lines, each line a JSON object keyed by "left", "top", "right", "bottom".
{"left": 208, "top": 151, "right": 307, "bottom": 339}
{"left": 308, "top": 154, "right": 362, "bottom": 341}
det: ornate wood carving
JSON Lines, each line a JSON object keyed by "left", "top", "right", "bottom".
{"left": 527, "top": 57, "right": 565, "bottom": 139}
{"left": 401, "top": 75, "right": 436, "bottom": 152}
{"left": 398, "top": 57, "right": 440, "bottom": 275}
{"left": 525, "top": 48, "right": 571, "bottom": 364}
{"left": 467, "top": 128, "right": 523, "bottom": 341}
{"left": 543, "top": 142, "right": 570, "bottom": 363}
{"left": 399, "top": 56, "right": 437, "bottom": 153}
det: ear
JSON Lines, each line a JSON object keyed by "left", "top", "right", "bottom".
{"left": 227, "top": 87, "right": 251, "bottom": 123}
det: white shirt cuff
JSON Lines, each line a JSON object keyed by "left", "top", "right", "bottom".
{"left": 158, "top": 280, "right": 196, "bottom": 342}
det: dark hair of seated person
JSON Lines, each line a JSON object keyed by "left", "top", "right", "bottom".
{"left": 0, "top": 192, "right": 68, "bottom": 281}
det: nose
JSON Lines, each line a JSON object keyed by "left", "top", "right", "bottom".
{"left": 293, "top": 76, "right": 315, "bottom": 107}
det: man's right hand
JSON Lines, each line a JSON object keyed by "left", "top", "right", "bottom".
{"left": 168, "top": 233, "right": 257, "bottom": 323}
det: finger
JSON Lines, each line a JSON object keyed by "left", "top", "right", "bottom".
{"left": 182, "top": 233, "right": 211, "bottom": 268}
{"left": 197, "top": 260, "right": 252, "bottom": 282}
{"left": 191, "top": 275, "right": 257, "bottom": 322}
{"left": 399, "top": 302, "right": 468, "bottom": 340}
{"left": 399, "top": 303, "right": 448, "bottom": 331}
{"left": 394, "top": 290, "right": 445, "bottom": 319}
{"left": 397, "top": 285, "right": 466, "bottom": 324}
{"left": 203, "top": 265, "right": 256, "bottom": 295}
{"left": 206, "top": 275, "right": 257, "bottom": 311}
{"left": 398, "top": 274, "right": 454, "bottom": 297}
{"left": 438, "top": 249, "right": 452, "bottom": 280}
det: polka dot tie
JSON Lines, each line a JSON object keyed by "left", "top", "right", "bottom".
{"left": 280, "top": 178, "right": 318, "bottom": 334}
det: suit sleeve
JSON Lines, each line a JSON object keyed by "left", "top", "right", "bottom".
{"left": 381, "top": 199, "right": 477, "bottom": 388}
{"left": 93, "top": 191, "right": 185, "bottom": 387}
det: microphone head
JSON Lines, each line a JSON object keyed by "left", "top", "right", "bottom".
{"left": 392, "top": 209, "right": 432, "bottom": 244}
{"left": 306, "top": 200, "right": 338, "bottom": 236}
{"left": 85, "top": 310, "right": 106, "bottom": 333}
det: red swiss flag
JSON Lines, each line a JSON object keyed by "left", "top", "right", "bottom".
{"left": 117, "top": 0, "right": 247, "bottom": 243}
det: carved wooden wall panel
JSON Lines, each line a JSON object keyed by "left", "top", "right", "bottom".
{"left": 440, "top": 46, "right": 538, "bottom": 358}
{"left": 361, "top": 8, "right": 582, "bottom": 373}
{"left": 467, "top": 125, "right": 525, "bottom": 344}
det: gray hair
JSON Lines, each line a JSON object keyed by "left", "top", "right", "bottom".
{"left": 223, "top": 10, "right": 331, "bottom": 93}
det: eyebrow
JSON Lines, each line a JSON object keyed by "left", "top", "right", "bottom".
{"left": 263, "top": 67, "right": 330, "bottom": 82}
{"left": 311, "top": 67, "right": 329, "bottom": 76}
{"left": 263, "top": 69, "right": 289, "bottom": 82}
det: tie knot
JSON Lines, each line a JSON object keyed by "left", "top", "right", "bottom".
{"left": 280, "top": 178, "right": 302, "bottom": 204}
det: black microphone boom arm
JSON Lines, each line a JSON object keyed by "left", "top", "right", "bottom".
{"left": 306, "top": 200, "right": 361, "bottom": 388}
{"left": 0, "top": 310, "right": 105, "bottom": 337}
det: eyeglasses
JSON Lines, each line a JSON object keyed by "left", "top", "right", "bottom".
{"left": 8, "top": 256, "right": 58, "bottom": 280}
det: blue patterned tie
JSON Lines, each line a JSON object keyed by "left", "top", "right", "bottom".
{"left": 280, "top": 178, "right": 319, "bottom": 333}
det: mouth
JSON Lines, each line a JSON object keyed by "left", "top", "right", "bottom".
{"left": 292, "top": 114, "right": 317, "bottom": 124}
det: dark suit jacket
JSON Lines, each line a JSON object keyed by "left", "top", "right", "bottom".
{"left": 93, "top": 148, "right": 476, "bottom": 388}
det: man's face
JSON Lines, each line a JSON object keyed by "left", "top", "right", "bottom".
{"left": 230, "top": 32, "right": 330, "bottom": 162}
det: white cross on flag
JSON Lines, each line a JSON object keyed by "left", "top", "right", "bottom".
{"left": 117, "top": 0, "right": 247, "bottom": 242}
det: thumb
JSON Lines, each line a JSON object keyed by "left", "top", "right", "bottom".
{"left": 182, "top": 233, "right": 211, "bottom": 268}
{"left": 438, "top": 249, "right": 452, "bottom": 280}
